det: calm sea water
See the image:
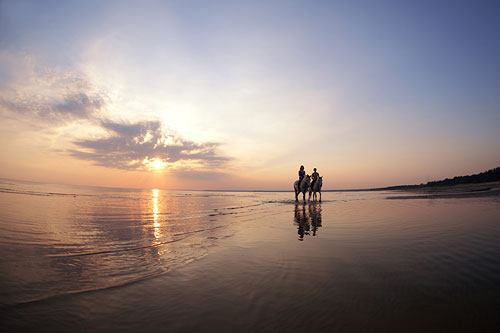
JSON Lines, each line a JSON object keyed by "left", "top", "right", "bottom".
{"left": 1, "top": 179, "right": 500, "bottom": 331}
{"left": 0, "top": 179, "right": 282, "bottom": 305}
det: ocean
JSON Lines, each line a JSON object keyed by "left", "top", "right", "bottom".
{"left": 1, "top": 178, "right": 500, "bottom": 331}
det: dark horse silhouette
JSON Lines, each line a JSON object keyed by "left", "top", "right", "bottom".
{"left": 294, "top": 175, "right": 310, "bottom": 202}
{"left": 309, "top": 176, "right": 323, "bottom": 202}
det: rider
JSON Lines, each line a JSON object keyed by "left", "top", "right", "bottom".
{"left": 298, "top": 165, "right": 305, "bottom": 188}
{"left": 311, "top": 168, "right": 319, "bottom": 189}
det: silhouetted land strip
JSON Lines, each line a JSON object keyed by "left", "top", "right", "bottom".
{"left": 383, "top": 167, "right": 500, "bottom": 199}
{"left": 381, "top": 167, "right": 500, "bottom": 190}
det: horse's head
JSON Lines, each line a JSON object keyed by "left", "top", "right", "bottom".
{"left": 305, "top": 175, "right": 311, "bottom": 184}
{"left": 318, "top": 176, "right": 323, "bottom": 187}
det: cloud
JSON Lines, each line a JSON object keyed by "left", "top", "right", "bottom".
{"left": 1, "top": 91, "right": 105, "bottom": 123}
{"left": 0, "top": 52, "right": 231, "bottom": 174}
{"left": 0, "top": 52, "right": 107, "bottom": 124}
{"left": 69, "top": 120, "right": 230, "bottom": 171}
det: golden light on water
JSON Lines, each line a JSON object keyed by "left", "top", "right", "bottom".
{"left": 152, "top": 189, "right": 161, "bottom": 240}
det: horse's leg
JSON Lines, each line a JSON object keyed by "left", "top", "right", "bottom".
{"left": 319, "top": 191, "right": 321, "bottom": 202}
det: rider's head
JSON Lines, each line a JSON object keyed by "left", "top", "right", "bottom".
{"left": 314, "top": 168, "right": 317, "bottom": 171}
{"left": 300, "top": 165, "right": 304, "bottom": 170}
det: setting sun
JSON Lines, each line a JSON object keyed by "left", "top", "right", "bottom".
{"left": 145, "top": 158, "right": 166, "bottom": 171}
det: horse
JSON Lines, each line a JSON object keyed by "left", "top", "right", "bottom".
{"left": 309, "top": 176, "right": 323, "bottom": 202}
{"left": 294, "top": 175, "right": 311, "bottom": 202}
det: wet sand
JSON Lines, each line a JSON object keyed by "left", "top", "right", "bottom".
{"left": 3, "top": 189, "right": 500, "bottom": 332}
{"left": 386, "top": 181, "right": 500, "bottom": 199}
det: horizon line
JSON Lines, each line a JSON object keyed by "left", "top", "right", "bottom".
{"left": 4, "top": 167, "right": 498, "bottom": 193}
{"left": 0, "top": 176, "right": 384, "bottom": 192}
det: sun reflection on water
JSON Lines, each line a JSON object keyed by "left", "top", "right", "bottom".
{"left": 152, "top": 189, "right": 161, "bottom": 241}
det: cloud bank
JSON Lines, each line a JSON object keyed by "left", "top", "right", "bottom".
{"left": 0, "top": 53, "right": 106, "bottom": 124}
{"left": 0, "top": 52, "right": 230, "bottom": 173}
{"left": 70, "top": 120, "right": 229, "bottom": 170}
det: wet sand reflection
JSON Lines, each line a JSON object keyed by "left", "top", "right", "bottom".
{"left": 294, "top": 203, "right": 323, "bottom": 241}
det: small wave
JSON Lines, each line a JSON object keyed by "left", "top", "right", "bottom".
{"left": 47, "top": 226, "right": 224, "bottom": 258}
{"left": 46, "top": 238, "right": 186, "bottom": 258}
{"left": 172, "top": 225, "right": 224, "bottom": 237}
{"left": 0, "top": 187, "right": 87, "bottom": 197}
{"left": 172, "top": 193, "right": 234, "bottom": 198}
{"left": 208, "top": 211, "right": 238, "bottom": 217}
{"left": 207, "top": 203, "right": 267, "bottom": 216}
{"left": 262, "top": 199, "right": 336, "bottom": 204}
{"left": 5, "top": 253, "right": 208, "bottom": 309}
{"left": 223, "top": 203, "right": 266, "bottom": 210}
{"left": 0, "top": 187, "right": 151, "bottom": 201}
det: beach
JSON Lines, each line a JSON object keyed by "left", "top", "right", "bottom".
{"left": 386, "top": 181, "right": 500, "bottom": 200}
{"left": 1, "top": 179, "right": 500, "bottom": 332}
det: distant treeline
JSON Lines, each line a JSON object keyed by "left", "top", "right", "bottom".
{"left": 381, "top": 167, "right": 500, "bottom": 190}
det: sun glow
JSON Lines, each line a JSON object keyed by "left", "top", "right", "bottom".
{"left": 145, "top": 158, "right": 167, "bottom": 171}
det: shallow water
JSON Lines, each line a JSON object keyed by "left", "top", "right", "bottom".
{"left": 1, "top": 179, "right": 500, "bottom": 331}
{"left": 0, "top": 179, "right": 281, "bottom": 305}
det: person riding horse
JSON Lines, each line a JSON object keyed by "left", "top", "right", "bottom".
{"left": 295, "top": 165, "right": 310, "bottom": 201}
{"left": 295, "top": 165, "right": 321, "bottom": 202}
{"left": 298, "top": 165, "right": 305, "bottom": 189}
{"left": 308, "top": 168, "right": 323, "bottom": 202}
{"left": 311, "top": 168, "right": 319, "bottom": 189}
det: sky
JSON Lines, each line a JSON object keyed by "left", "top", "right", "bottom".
{"left": 1, "top": 0, "right": 499, "bottom": 190}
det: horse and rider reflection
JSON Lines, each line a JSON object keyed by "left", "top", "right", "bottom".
{"left": 294, "top": 203, "right": 323, "bottom": 241}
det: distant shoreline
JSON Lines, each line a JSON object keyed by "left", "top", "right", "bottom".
{"left": 385, "top": 181, "right": 500, "bottom": 200}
